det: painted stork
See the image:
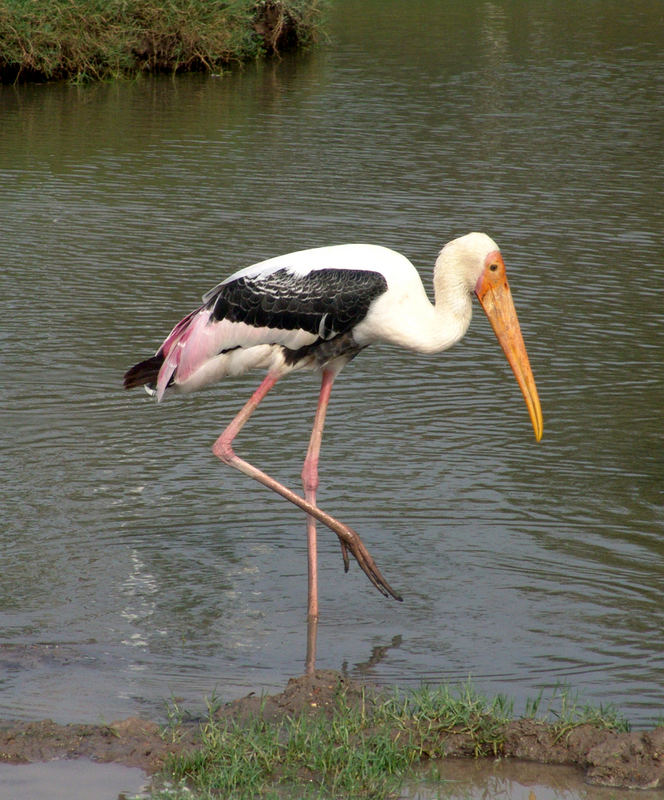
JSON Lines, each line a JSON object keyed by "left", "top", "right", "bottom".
{"left": 124, "top": 232, "right": 543, "bottom": 672}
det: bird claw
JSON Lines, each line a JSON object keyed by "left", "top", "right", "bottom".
{"left": 337, "top": 527, "right": 403, "bottom": 602}
{"left": 340, "top": 540, "right": 350, "bottom": 573}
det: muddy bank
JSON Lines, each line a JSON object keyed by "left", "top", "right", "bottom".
{"left": 0, "top": 671, "right": 662, "bottom": 791}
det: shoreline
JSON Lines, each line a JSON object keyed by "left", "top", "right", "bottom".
{"left": 0, "top": 0, "right": 324, "bottom": 84}
{"left": 0, "top": 671, "right": 662, "bottom": 793}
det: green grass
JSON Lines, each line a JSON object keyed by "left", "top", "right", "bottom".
{"left": 378, "top": 681, "right": 515, "bottom": 762}
{"left": 158, "top": 694, "right": 415, "bottom": 799}
{"left": 137, "top": 679, "right": 631, "bottom": 800}
{"left": 545, "top": 684, "right": 631, "bottom": 741}
{"left": 0, "top": 0, "right": 325, "bottom": 83}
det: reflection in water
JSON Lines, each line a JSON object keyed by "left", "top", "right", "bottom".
{"left": 0, "top": 0, "right": 662, "bottom": 726}
{"left": 344, "top": 635, "right": 403, "bottom": 677}
{"left": 403, "top": 758, "right": 664, "bottom": 800}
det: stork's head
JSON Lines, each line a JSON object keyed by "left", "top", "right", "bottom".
{"left": 442, "top": 232, "right": 544, "bottom": 442}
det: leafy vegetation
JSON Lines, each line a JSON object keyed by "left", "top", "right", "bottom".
{"left": 0, "top": 0, "right": 325, "bottom": 83}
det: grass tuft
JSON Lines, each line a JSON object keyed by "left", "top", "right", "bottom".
{"left": 383, "top": 680, "right": 514, "bottom": 758}
{"left": 546, "top": 684, "right": 631, "bottom": 741}
{"left": 162, "top": 694, "right": 414, "bottom": 799}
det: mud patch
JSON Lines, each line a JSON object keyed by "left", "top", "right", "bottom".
{"left": 0, "top": 670, "right": 662, "bottom": 791}
{"left": 0, "top": 716, "right": 188, "bottom": 773}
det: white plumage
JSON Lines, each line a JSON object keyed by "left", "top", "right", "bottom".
{"left": 124, "top": 232, "right": 543, "bottom": 674}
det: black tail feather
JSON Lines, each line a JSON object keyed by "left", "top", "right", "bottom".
{"left": 123, "top": 354, "right": 164, "bottom": 389}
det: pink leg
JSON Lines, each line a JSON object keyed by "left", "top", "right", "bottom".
{"left": 301, "top": 369, "right": 336, "bottom": 624}
{"left": 213, "top": 371, "right": 280, "bottom": 449}
{"left": 301, "top": 370, "right": 336, "bottom": 675}
{"left": 212, "top": 372, "right": 402, "bottom": 616}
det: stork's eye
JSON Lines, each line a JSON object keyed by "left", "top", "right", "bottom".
{"left": 489, "top": 263, "right": 499, "bottom": 272}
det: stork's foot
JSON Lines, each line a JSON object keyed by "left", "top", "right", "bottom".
{"left": 335, "top": 526, "right": 403, "bottom": 602}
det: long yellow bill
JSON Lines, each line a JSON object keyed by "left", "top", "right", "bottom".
{"left": 475, "top": 252, "right": 543, "bottom": 442}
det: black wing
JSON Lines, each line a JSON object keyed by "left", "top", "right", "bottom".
{"left": 205, "top": 268, "right": 388, "bottom": 339}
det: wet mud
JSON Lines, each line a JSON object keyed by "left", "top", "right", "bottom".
{"left": 0, "top": 671, "right": 662, "bottom": 791}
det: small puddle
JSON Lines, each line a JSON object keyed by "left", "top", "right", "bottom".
{"left": 401, "top": 758, "right": 663, "bottom": 800}
{"left": 0, "top": 759, "right": 147, "bottom": 800}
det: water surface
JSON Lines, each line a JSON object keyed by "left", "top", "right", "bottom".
{"left": 1, "top": 0, "right": 662, "bottom": 726}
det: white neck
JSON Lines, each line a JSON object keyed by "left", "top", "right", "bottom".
{"left": 401, "top": 277, "right": 472, "bottom": 354}
{"left": 356, "top": 233, "right": 495, "bottom": 354}
{"left": 382, "top": 250, "right": 473, "bottom": 354}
